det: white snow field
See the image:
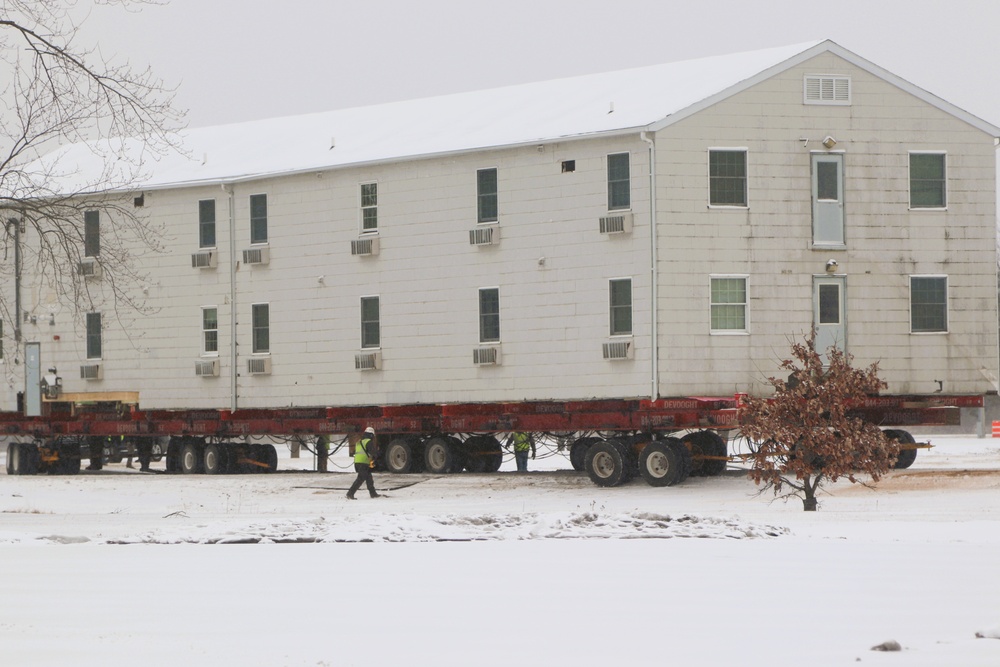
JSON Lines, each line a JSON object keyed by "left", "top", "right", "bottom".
{"left": 1, "top": 434, "right": 998, "bottom": 667}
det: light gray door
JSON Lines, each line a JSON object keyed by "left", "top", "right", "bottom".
{"left": 814, "top": 276, "right": 846, "bottom": 361}
{"left": 25, "top": 342, "right": 41, "bottom": 416}
{"left": 812, "top": 153, "right": 844, "bottom": 245}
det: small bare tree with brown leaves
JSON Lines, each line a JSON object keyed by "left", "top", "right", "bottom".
{"left": 738, "top": 330, "right": 898, "bottom": 511}
{"left": 1, "top": 1, "right": 182, "bottom": 350}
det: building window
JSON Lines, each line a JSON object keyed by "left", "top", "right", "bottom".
{"left": 361, "top": 296, "right": 380, "bottom": 348}
{"left": 479, "top": 288, "right": 500, "bottom": 343}
{"left": 250, "top": 194, "right": 268, "bottom": 244}
{"left": 477, "top": 168, "right": 498, "bottom": 223}
{"left": 709, "top": 149, "right": 748, "bottom": 206}
{"left": 609, "top": 278, "right": 632, "bottom": 336}
{"left": 251, "top": 303, "right": 269, "bottom": 354}
{"left": 361, "top": 183, "right": 378, "bottom": 232}
{"left": 84, "top": 210, "right": 100, "bottom": 257}
{"left": 202, "top": 307, "right": 218, "bottom": 355}
{"left": 86, "top": 312, "right": 102, "bottom": 359}
{"left": 804, "top": 75, "right": 851, "bottom": 105}
{"left": 909, "top": 153, "right": 946, "bottom": 208}
{"left": 607, "top": 153, "right": 630, "bottom": 210}
{"left": 910, "top": 276, "right": 948, "bottom": 333}
{"left": 711, "top": 277, "right": 748, "bottom": 332}
{"left": 199, "top": 199, "right": 216, "bottom": 248}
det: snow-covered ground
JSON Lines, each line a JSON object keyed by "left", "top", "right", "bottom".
{"left": 1, "top": 434, "right": 998, "bottom": 666}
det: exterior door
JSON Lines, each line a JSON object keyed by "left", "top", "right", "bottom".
{"left": 812, "top": 153, "right": 844, "bottom": 246}
{"left": 813, "top": 276, "right": 846, "bottom": 361}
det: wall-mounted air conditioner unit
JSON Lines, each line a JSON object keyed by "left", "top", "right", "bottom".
{"left": 599, "top": 212, "right": 633, "bottom": 235}
{"left": 195, "top": 359, "right": 220, "bottom": 377}
{"left": 242, "top": 246, "right": 270, "bottom": 265}
{"left": 351, "top": 237, "right": 380, "bottom": 256}
{"left": 469, "top": 226, "right": 500, "bottom": 246}
{"left": 78, "top": 258, "right": 102, "bottom": 278}
{"left": 80, "top": 363, "right": 103, "bottom": 380}
{"left": 247, "top": 357, "right": 271, "bottom": 375}
{"left": 602, "top": 340, "right": 634, "bottom": 360}
{"left": 355, "top": 350, "right": 382, "bottom": 371}
{"left": 473, "top": 346, "right": 501, "bottom": 366}
{"left": 191, "top": 250, "right": 217, "bottom": 269}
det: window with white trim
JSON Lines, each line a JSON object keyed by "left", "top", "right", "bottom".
{"left": 84, "top": 210, "right": 100, "bottom": 257}
{"left": 607, "top": 152, "right": 630, "bottom": 210}
{"left": 86, "top": 312, "right": 102, "bottom": 359}
{"left": 202, "top": 307, "right": 219, "bottom": 355}
{"left": 910, "top": 276, "right": 948, "bottom": 333}
{"left": 199, "top": 199, "right": 216, "bottom": 248}
{"left": 709, "top": 149, "right": 747, "bottom": 207}
{"left": 361, "top": 182, "right": 378, "bottom": 232}
{"left": 909, "top": 152, "right": 946, "bottom": 209}
{"left": 477, "top": 168, "right": 498, "bottom": 223}
{"left": 361, "top": 296, "right": 380, "bottom": 348}
{"left": 710, "top": 276, "right": 748, "bottom": 332}
{"left": 479, "top": 288, "right": 500, "bottom": 343}
{"left": 250, "top": 194, "right": 268, "bottom": 244}
{"left": 804, "top": 75, "right": 851, "bottom": 105}
{"left": 609, "top": 278, "right": 632, "bottom": 336}
{"left": 251, "top": 303, "right": 269, "bottom": 354}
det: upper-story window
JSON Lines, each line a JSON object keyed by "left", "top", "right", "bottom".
{"left": 86, "top": 312, "right": 102, "bottom": 359}
{"left": 709, "top": 149, "right": 748, "bottom": 207}
{"left": 477, "top": 168, "right": 498, "bottom": 223}
{"left": 251, "top": 303, "right": 270, "bottom": 354}
{"left": 910, "top": 276, "right": 948, "bottom": 333}
{"left": 250, "top": 194, "right": 268, "bottom": 244}
{"left": 609, "top": 278, "right": 633, "bottom": 336}
{"left": 710, "top": 276, "right": 748, "bottom": 333}
{"left": 479, "top": 288, "right": 500, "bottom": 343}
{"left": 909, "top": 152, "right": 946, "bottom": 209}
{"left": 202, "top": 307, "right": 218, "bottom": 355}
{"left": 199, "top": 199, "right": 216, "bottom": 248}
{"left": 84, "top": 210, "right": 100, "bottom": 257}
{"left": 804, "top": 75, "right": 851, "bottom": 105}
{"left": 361, "top": 296, "right": 381, "bottom": 349}
{"left": 607, "top": 153, "right": 630, "bottom": 210}
{"left": 361, "top": 183, "right": 378, "bottom": 232}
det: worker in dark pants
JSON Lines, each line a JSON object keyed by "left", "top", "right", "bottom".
{"left": 347, "top": 427, "right": 381, "bottom": 499}
{"left": 86, "top": 436, "right": 104, "bottom": 471}
{"left": 136, "top": 439, "right": 153, "bottom": 472}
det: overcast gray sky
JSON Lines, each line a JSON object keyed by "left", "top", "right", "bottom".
{"left": 81, "top": 0, "right": 1000, "bottom": 130}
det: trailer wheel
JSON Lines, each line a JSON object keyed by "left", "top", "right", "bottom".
{"left": 585, "top": 439, "right": 628, "bottom": 487}
{"left": 570, "top": 437, "right": 600, "bottom": 472}
{"left": 57, "top": 442, "right": 81, "bottom": 475}
{"left": 463, "top": 435, "right": 501, "bottom": 473}
{"left": 203, "top": 443, "right": 227, "bottom": 475}
{"left": 5, "top": 443, "right": 14, "bottom": 475}
{"left": 424, "top": 436, "right": 455, "bottom": 474}
{"left": 385, "top": 438, "right": 418, "bottom": 474}
{"left": 665, "top": 437, "right": 693, "bottom": 483}
{"left": 885, "top": 429, "right": 918, "bottom": 469}
{"left": 261, "top": 444, "right": 278, "bottom": 473}
{"left": 9, "top": 443, "right": 40, "bottom": 476}
{"left": 165, "top": 438, "right": 182, "bottom": 473}
{"left": 150, "top": 441, "right": 164, "bottom": 462}
{"left": 638, "top": 440, "right": 681, "bottom": 487}
{"left": 180, "top": 441, "right": 203, "bottom": 474}
{"left": 682, "top": 430, "right": 727, "bottom": 476}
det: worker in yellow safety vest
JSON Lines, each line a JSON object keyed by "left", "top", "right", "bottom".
{"left": 347, "top": 427, "right": 382, "bottom": 499}
{"left": 510, "top": 432, "right": 536, "bottom": 472}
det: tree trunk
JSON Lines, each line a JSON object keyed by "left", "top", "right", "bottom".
{"left": 802, "top": 496, "right": 818, "bottom": 511}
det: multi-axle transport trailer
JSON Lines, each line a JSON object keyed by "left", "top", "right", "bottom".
{"left": 3, "top": 393, "right": 983, "bottom": 486}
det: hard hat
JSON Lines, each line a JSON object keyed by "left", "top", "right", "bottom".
{"left": 364, "top": 427, "right": 375, "bottom": 435}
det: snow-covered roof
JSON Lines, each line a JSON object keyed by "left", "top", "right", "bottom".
{"left": 29, "top": 39, "right": 1000, "bottom": 192}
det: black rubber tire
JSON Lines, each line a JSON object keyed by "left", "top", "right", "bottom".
{"left": 885, "top": 429, "right": 918, "bottom": 469}
{"left": 10, "top": 443, "right": 40, "bottom": 475}
{"left": 165, "top": 438, "right": 182, "bottom": 473}
{"left": 585, "top": 439, "right": 628, "bottom": 487}
{"left": 482, "top": 436, "right": 503, "bottom": 473}
{"left": 463, "top": 435, "right": 501, "bottom": 473}
{"left": 682, "top": 430, "right": 728, "bottom": 477}
{"left": 570, "top": 437, "right": 600, "bottom": 472}
{"left": 446, "top": 436, "right": 466, "bottom": 473}
{"left": 638, "top": 440, "right": 682, "bottom": 487}
{"left": 150, "top": 441, "right": 164, "bottom": 463}
{"left": 5, "top": 443, "right": 15, "bottom": 475}
{"left": 180, "top": 441, "right": 204, "bottom": 474}
{"left": 107, "top": 440, "right": 124, "bottom": 464}
{"left": 616, "top": 438, "right": 639, "bottom": 483}
{"left": 385, "top": 438, "right": 417, "bottom": 473}
{"left": 261, "top": 444, "right": 278, "bottom": 472}
{"left": 665, "top": 437, "right": 693, "bottom": 483}
{"left": 58, "top": 442, "right": 81, "bottom": 475}
{"left": 423, "top": 436, "right": 455, "bottom": 474}
{"left": 203, "top": 443, "right": 227, "bottom": 474}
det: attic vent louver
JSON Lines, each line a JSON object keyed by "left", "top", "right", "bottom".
{"left": 804, "top": 75, "right": 850, "bottom": 105}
